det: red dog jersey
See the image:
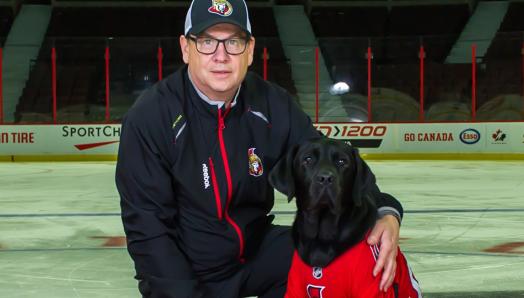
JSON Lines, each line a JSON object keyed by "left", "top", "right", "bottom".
{"left": 285, "top": 240, "right": 421, "bottom": 298}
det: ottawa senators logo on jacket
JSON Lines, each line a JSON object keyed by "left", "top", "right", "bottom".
{"left": 248, "top": 148, "right": 263, "bottom": 177}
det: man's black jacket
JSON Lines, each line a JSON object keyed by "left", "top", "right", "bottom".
{"left": 115, "top": 66, "right": 403, "bottom": 291}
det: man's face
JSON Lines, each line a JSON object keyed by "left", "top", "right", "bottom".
{"left": 180, "top": 23, "right": 255, "bottom": 102}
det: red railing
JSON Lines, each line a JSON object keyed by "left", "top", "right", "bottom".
{"left": 471, "top": 44, "right": 477, "bottom": 122}
{"left": 51, "top": 47, "right": 57, "bottom": 124}
{"left": 263, "top": 46, "right": 268, "bottom": 81}
{"left": 315, "top": 47, "right": 319, "bottom": 123}
{"left": 1, "top": 37, "right": 524, "bottom": 124}
{"left": 419, "top": 45, "right": 425, "bottom": 122}
{"left": 157, "top": 45, "right": 163, "bottom": 81}
{"left": 367, "top": 46, "right": 372, "bottom": 123}
{"left": 0, "top": 46, "right": 3, "bottom": 124}
{"left": 104, "top": 46, "right": 111, "bottom": 122}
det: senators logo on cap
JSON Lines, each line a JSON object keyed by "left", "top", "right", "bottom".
{"left": 208, "top": 0, "right": 233, "bottom": 17}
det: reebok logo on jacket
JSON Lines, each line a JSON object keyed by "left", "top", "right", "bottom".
{"left": 202, "top": 163, "right": 210, "bottom": 189}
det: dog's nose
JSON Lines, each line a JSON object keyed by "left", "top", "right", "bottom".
{"left": 316, "top": 172, "right": 334, "bottom": 186}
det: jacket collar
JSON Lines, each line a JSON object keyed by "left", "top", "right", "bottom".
{"left": 175, "top": 66, "right": 269, "bottom": 122}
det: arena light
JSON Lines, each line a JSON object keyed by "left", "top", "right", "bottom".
{"left": 348, "top": 117, "right": 366, "bottom": 123}
{"left": 329, "top": 82, "right": 350, "bottom": 95}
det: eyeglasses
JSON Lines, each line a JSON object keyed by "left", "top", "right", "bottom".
{"left": 188, "top": 35, "right": 249, "bottom": 55}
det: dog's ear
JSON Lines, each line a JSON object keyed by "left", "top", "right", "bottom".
{"left": 269, "top": 144, "right": 299, "bottom": 202}
{"left": 350, "top": 146, "right": 375, "bottom": 206}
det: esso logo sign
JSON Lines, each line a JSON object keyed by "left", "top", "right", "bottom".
{"left": 460, "top": 129, "right": 481, "bottom": 144}
{"left": 315, "top": 125, "right": 387, "bottom": 138}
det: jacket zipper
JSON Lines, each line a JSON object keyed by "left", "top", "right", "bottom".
{"left": 214, "top": 107, "right": 245, "bottom": 261}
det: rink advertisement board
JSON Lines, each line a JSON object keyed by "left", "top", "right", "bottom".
{"left": 0, "top": 123, "right": 523, "bottom": 159}
{"left": 314, "top": 122, "right": 524, "bottom": 154}
{"left": 0, "top": 125, "right": 121, "bottom": 157}
{"left": 314, "top": 123, "right": 392, "bottom": 151}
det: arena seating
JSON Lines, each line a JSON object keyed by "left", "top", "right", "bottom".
{"left": 477, "top": 94, "right": 524, "bottom": 121}
{"left": 311, "top": 4, "right": 471, "bottom": 121}
{"left": 485, "top": 2, "right": 524, "bottom": 60}
{"left": 480, "top": 2, "right": 524, "bottom": 119}
{"left": 16, "top": 6, "right": 294, "bottom": 122}
{"left": 310, "top": 6, "right": 388, "bottom": 38}
{"left": 388, "top": 5, "right": 469, "bottom": 37}
{"left": 0, "top": 5, "right": 13, "bottom": 45}
{"left": 497, "top": 2, "right": 524, "bottom": 32}
{"left": 10, "top": 2, "right": 524, "bottom": 123}
{"left": 425, "top": 101, "right": 471, "bottom": 121}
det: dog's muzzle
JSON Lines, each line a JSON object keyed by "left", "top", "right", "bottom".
{"left": 311, "top": 170, "right": 339, "bottom": 209}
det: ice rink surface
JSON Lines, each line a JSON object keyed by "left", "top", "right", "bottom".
{"left": 1, "top": 160, "right": 524, "bottom": 297}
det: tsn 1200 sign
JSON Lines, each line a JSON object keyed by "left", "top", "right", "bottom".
{"left": 314, "top": 125, "right": 387, "bottom": 148}
{"left": 314, "top": 124, "right": 387, "bottom": 138}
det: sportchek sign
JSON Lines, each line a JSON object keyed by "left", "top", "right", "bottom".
{"left": 0, "top": 125, "right": 121, "bottom": 155}
{"left": 0, "top": 123, "right": 523, "bottom": 157}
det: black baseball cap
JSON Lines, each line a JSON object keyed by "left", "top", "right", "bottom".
{"left": 184, "top": 0, "right": 252, "bottom": 36}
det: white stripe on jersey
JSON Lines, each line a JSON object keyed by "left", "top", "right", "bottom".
{"left": 369, "top": 244, "right": 380, "bottom": 262}
{"left": 407, "top": 261, "right": 423, "bottom": 298}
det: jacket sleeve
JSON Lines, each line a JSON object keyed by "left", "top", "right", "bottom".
{"left": 376, "top": 192, "right": 403, "bottom": 223}
{"left": 116, "top": 115, "right": 201, "bottom": 298}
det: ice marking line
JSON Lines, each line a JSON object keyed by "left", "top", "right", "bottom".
{"left": 67, "top": 253, "right": 113, "bottom": 296}
{"left": 405, "top": 250, "right": 524, "bottom": 258}
{"left": 0, "top": 213, "right": 121, "bottom": 218}
{"left": 448, "top": 210, "right": 485, "bottom": 242}
{"left": 0, "top": 247, "right": 126, "bottom": 253}
{"left": 3, "top": 273, "right": 111, "bottom": 285}
{"left": 1, "top": 247, "right": 524, "bottom": 258}
{"left": 418, "top": 260, "right": 524, "bottom": 275}
{"left": 2, "top": 209, "right": 524, "bottom": 218}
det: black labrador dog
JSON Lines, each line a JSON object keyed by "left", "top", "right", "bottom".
{"left": 269, "top": 138, "right": 421, "bottom": 297}
{"left": 269, "top": 137, "right": 378, "bottom": 267}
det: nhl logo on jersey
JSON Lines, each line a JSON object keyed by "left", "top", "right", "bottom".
{"left": 312, "top": 267, "right": 322, "bottom": 279}
{"left": 248, "top": 148, "right": 263, "bottom": 177}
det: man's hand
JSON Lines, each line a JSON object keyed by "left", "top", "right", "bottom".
{"left": 367, "top": 214, "right": 400, "bottom": 292}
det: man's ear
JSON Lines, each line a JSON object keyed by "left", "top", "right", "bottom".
{"left": 179, "top": 35, "right": 189, "bottom": 64}
{"left": 268, "top": 144, "right": 299, "bottom": 202}
{"left": 247, "top": 36, "right": 255, "bottom": 66}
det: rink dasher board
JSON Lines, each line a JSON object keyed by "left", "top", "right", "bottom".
{"left": 0, "top": 123, "right": 523, "bottom": 160}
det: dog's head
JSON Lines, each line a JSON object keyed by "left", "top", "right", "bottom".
{"left": 270, "top": 137, "right": 378, "bottom": 267}
{"left": 269, "top": 137, "right": 373, "bottom": 216}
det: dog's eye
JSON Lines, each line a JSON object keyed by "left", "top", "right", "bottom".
{"left": 303, "top": 156, "right": 313, "bottom": 165}
{"left": 336, "top": 159, "right": 348, "bottom": 167}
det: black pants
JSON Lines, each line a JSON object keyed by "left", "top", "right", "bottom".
{"left": 138, "top": 225, "right": 293, "bottom": 298}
